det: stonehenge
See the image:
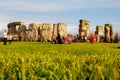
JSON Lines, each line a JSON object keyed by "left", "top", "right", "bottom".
{"left": 78, "top": 20, "right": 115, "bottom": 43}
{"left": 7, "top": 22, "right": 53, "bottom": 41}
{"left": 6, "top": 20, "right": 116, "bottom": 43}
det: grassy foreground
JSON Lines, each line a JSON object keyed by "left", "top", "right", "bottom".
{"left": 0, "top": 42, "right": 120, "bottom": 80}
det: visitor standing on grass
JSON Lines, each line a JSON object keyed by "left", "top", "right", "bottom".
{"left": 90, "top": 33, "right": 94, "bottom": 43}
{"left": 3, "top": 30, "right": 7, "bottom": 45}
{"left": 7, "top": 34, "right": 12, "bottom": 44}
{"left": 56, "top": 34, "right": 62, "bottom": 44}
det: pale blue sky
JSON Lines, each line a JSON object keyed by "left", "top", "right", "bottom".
{"left": 0, "top": 0, "right": 120, "bottom": 35}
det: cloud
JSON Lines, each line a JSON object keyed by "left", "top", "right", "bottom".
{"left": 0, "top": 1, "right": 75, "bottom": 12}
{"left": 0, "top": 15, "right": 12, "bottom": 30}
{"left": 0, "top": 0, "right": 120, "bottom": 13}
{"left": 0, "top": 0, "right": 120, "bottom": 34}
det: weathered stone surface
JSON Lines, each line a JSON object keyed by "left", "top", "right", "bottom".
{"left": 18, "top": 25, "right": 26, "bottom": 40}
{"left": 7, "top": 21, "right": 26, "bottom": 40}
{"left": 104, "top": 24, "right": 114, "bottom": 42}
{"left": 95, "top": 25, "right": 104, "bottom": 42}
{"left": 41, "top": 23, "right": 52, "bottom": 41}
{"left": 8, "top": 21, "right": 25, "bottom": 27}
{"left": 29, "top": 23, "right": 38, "bottom": 30}
{"left": 7, "top": 21, "right": 67, "bottom": 42}
{"left": 27, "top": 23, "right": 52, "bottom": 41}
{"left": 96, "top": 25, "right": 103, "bottom": 36}
{"left": 28, "top": 23, "right": 38, "bottom": 41}
{"left": 7, "top": 21, "right": 26, "bottom": 35}
{"left": 79, "top": 20, "right": 90, "bottom": 38}
{"left": 53, "top": 23, "right": 67, "bottom": 38}
{"left": 53, "top": 24, "right": 58, "bottom": 37}
{"left": 58, "top": 23, "right": 67, "bottom": 37}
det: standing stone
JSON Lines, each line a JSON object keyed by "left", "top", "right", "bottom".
{"left": 18, "top": 25, "right": 26, "bottom": 40}
{"left": 79, "top": 20, "right": 90, "bottom": 38}
{"left": 28, "top": 23, "right": 38, "bottom": 41}
{"left": 96, "top": 25, "right": 103, "bottom": 36}
{"left": 96, "top": 25, "right": 104, "bottom": 42}
{"left": 104, "top": 24, "right": 114, "bottom": 42}
{"left": 57, "top": 23, "right": 67, "bottom": 37}
{"left": 41, "top": 23, "right": 52, "bottom": 41}
{"left": 53, "top": 23, "right": 67, "bottom": 38}
{"left": 53, "top": 24, "right": 58, "bottom": 37}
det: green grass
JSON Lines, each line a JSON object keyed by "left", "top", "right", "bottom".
{"left": 0, "top": 42, "right": 120, "bottom": 80}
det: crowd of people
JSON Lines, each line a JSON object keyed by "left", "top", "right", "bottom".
{"left": 2, "top": 30, "right": 102, "bottom": 45}
{"left": 51, "top": 33, "right": 100, "bottom": 44}
{"left": 2, "top": 30, "right": 119, "bottom": 45}
{"left": 51, "top": 34, "right": 73, "bottom": 44}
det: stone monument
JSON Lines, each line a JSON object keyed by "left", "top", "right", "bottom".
{"left": 79, "top": 20, "right": 90, "bottom": 38}
{"left": 7, "top": 21, "right": 26, "bottom": 40}
{"left": 53, "top": 23, "right": 67, "bottom": 38}
{"left": 104, "top": 24, "right": 114, "bottom": 42}
{"left": 41, "top": 23, "right": 52, "bottom": 41}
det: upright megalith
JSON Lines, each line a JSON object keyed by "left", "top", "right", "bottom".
{"left": 41, "top": 23, "right": 52, "bottom": 41}
{"left": 95, "top": 25, "right": 104, "bottom": 42}
{"left": 53, "top": 23, "right": 67, "bottom": 38}
{"left": 79, "top": 20, "right": 90, "bottom": 39}
{"left": 104, "top": 24, "right": 114, "bottom": 42}
{"left": 96, "top": 25, "right": 103, "bottom": 36}
{"left": 28, "top": 23, "right": 38, "bottom": 41}
{"left": 58, "top": 23, "right": 67, "bottom": 37}
{"left": 53, "top": 24, "right": 58, "bottom": 37}
{"left": 28, "top": 23, "right": 52, "bottom": 41}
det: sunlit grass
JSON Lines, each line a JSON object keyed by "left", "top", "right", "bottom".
{"left": 0, "top": 42, "right": 120, "bottom": 80}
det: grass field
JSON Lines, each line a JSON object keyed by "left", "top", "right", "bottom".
{"left": 0, "top": 42, "right": 120, "bottom": 80}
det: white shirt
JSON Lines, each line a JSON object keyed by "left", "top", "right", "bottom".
{"left": 3, "top": 32, "right": 7, "bottom": 38}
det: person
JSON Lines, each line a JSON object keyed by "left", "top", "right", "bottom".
{"left": 90, "top": 34, "right": 94, "bottom": 43}
{"left": 7, "top": 34, "right": 12, "bottom": 44}
{"left": 56, "top": 34, "right": 62, "bottom": 44}
{"left": 3, "top": 30, "right": 7, "bottom": 45}
{"left": 84, "top": 35, "right": 87, "bottom": 42}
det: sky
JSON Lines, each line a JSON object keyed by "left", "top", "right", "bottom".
{"left": 0, "top": 0, "right": 120, "bottom": 36}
